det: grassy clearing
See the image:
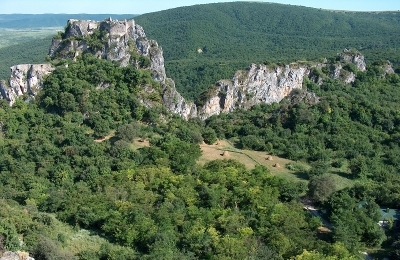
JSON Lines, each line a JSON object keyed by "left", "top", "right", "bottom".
{"left": 66, "top": 229, "right": 107, "bottom": 255}
{"left": 0, "top": 27, "right": 61, "bottom": 48}
{"left": 131, "top": 138, "right": 354, "bottom": 187}
{"left": 325, "top": 160, "right": 354, "bottom": 190}
{"left": 327, "top": 172, "right": 353, "bottom": 190}
{"left": 199, "top": 140, "right": 355, "bottom": 189}
{"left": 199, "top": 140, "right": 309, "bottom": 183}
{"left": 131, "top": 138, "right": 354, "bottom": 189}
{"left": 198, "top": 140, "right": 256, "bottom": 168}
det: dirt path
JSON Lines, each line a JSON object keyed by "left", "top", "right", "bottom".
{"left": 299, "top": 198, "right": 333, "bottom": 230}
{"left": 303, "top": 205, "right": 333, "bottom": 230}
{"left": 94, "top": 131, "right": 115, "bottom": 143}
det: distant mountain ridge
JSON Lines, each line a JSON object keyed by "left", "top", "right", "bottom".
{"left": 0, "top": 14, "right": 137, "bottom": 29}
{"left": 136, "top": 2, "right": 400, "bottom": 60}
{"left": 134, "top": 2, "right": 400, "bottom": 99}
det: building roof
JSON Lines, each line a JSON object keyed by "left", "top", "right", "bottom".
{"left": 380, "top": 207, "right": 400, "bottom": 221}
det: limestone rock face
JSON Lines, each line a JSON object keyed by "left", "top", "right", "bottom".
{"left": 50, "top": 18, "right": 165, "bottom": 81}
{"left": 339, "top": 49, "right": 366, "bottom": 71}
{"left": 197, "top": 64, "right": 309, "bottom": 120}
{"left": 328, "top": 63, "right": 355, "bottom": 84}
{"left": 382, "top": 60, "right": 395, "bottom": 74}
{"left": 163, "top": 79, "right": 197, "bottom": 120}
{"left": 0, "top": 80, "right": 17, "bottom": 105}
{"left": 329, "top": 63, "right": 342, "bottom": 79}
{"left": 342, "top": 71, "right": 356, "bottom": 84}
{"left": 194, "top": 49, "right": 370, "bottom": 120}
{"left": 0, "top": 64, "right": 54, "bottom": 105}
{"left": 2, "top": 18, "right": 170, "bottom": 109}
{"left": 64, "top": 19, "right": 100, "bottom": 38}
{"left": 292, "top": 90, "right": 319, "bottom": 103}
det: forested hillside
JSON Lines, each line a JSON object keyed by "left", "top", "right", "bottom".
{"left": 203, "top": 60, "right": 400, "bottom": 258}
{"left": 1, "top": 3, "right": 400, "bottom": 259}
{"left": 1, "top": 53, "right": 399, "bottom": 260}
{"left": 0, "top": 53, "right": 367, "bottom": 260}
{"left": 135, "top": 2, "right": 400, "bottom": 99}
{"left": 0, "top": 51, "right": 400, "bottom": 260}
{"left": 0, "top": 37, "right": 50, "bottom": 79}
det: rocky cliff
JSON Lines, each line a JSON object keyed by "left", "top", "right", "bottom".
{"left": 0, "top": 18, "right": 195, "bottom": 120}
{"left": 0, "top": 64, "right": 53, "bottom": 105}
{"left": 339, "top": 48, "right": 366, "bottom": 71}
{"left": 197, "top": 64, "right": 309, "bottom": 120}
{"left": 194, "top": 49, "right": 367, "bottom": 119}
{"left": 0, "top": 18, "right": 370, "bottom": 120}
{"left": 1, "top": 18, "right": 181, "bottom": 110}
{"left": 162, "top": 78, "right": 198, "bottom": 119}
{"left": 49, "top": 18, "right": 166, "bottom": 82}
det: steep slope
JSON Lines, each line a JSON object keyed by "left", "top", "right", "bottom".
{"left": 194, "top": 49, "right": 369, "bottom": 120}
{"left": 0, "top": 18, "right": 198, "bottom": 119}
{"left": 135, "top": 2, "right": 400, "bottom": 99}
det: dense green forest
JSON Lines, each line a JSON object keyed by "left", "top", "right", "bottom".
{"left": 203, "top": 61, "right": 400, "bottom": 257}
{"left": 135, "top": 2, "right": 400, "bottom": 99}
{"left": 1, "top": 54, "right": 400, "bottom": 259}
{"left": 1, "top": 2, "right": 400, "bottom": 259}
{"left": 0, "top": 37, "right": 50, "bottom": 79}
{"left": 0, "top": 53, "right": 369, "bottom": 259}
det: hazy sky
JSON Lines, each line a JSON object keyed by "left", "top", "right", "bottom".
{"left": 2, "top": 0, "right": 400, "bottom": 14}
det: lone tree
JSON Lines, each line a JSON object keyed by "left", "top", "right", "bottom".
{"left": 307, "top": 174, "right": 336, "bottom": 203}
{"left": 308, "top": 160, "right": 330, "bottom": 177}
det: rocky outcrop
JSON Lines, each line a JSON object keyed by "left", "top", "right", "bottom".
{"left": 328, "top": 63, "right": 355, "bottom": 84}
{"left": 287, "top": 90, "right": 320, "bottom": 106}
{"left": 1, "top": 18, "right": 168, "bottom": 107}
{"left": 339, "top": 48, "right": 366, "bottom": 71}
{"left": 49, "top": 18, "right": 165, "bottom": 81}
{"left": 329, "top": 63, "right": 342, "bottom": 80}
{"left": 48, "top": 18, "right": 194, "bottom": 117}
{"left": 382, "top": 60, "right": 395, "bottom": 75}
{"left": 197, "top": 64, "right": 309, "bottom": 120}
{"left": 0, "top": 64, "right": 53, "bottom": 105}
{"left": 163, "top": 79, "right": 197, "bottom": 120}
{"left": 194, "top": 49, "right": 369, "bottom": 119}
{"left": 49, "top": 18, "right": 170, "bottom": 107}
